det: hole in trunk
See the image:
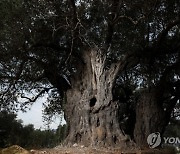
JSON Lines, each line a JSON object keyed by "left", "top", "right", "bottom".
{"left": 97, "top": 118, "right": 100, "bottom": 127}
{"left": 75, "top": 133, "right": 82, "bottom": 142}
{"left": 90, "top": 97, "right": 97, "bottom": 107}
{"left": 113, "top": 135, "right": 117, "bottom": 144}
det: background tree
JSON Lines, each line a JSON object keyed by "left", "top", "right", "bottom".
{"left": 0, "top": 110, "right": 64, "bottom": 148}
{"left": 0, "top": 0, "right": 180, "bottom": 148}
{"left": 56, "top": 124, "right": 68, "bottom": 144}
{"left": 0, "top": 110, "right": 20, "bottom": 147}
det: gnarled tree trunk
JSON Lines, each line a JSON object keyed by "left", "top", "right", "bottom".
{"left": 63, "top": 49, "right": 134, "bottom": 148}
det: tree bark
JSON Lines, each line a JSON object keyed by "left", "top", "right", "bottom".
{"left": 134, "top": 89, "right": 166, "bottom": 148}
{"left": 63, "top": 48, "right": 134, "bottom": 148}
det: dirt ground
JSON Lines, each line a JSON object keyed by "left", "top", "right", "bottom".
{"left": 29, "top": 146, "right": 176, "bottom": 154}
{"left": 0, "top": 145, "right": 177, "bottom": 154}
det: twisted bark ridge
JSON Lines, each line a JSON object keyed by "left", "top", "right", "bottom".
{"left": 64, "top": 48, "right": 134, "bottom": 148}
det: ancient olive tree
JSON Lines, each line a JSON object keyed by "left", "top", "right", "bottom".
{"left": 0, "top": 0, "right": 180, "bottom": 148}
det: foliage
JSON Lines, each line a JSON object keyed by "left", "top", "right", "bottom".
{"left": 164, "top": 119, "right": 180, "bottom": 138}
{"left": 0, "top": 0, "right": 179, "bottom": 106}
{"left": 0, "top": 110, "right": 66, "bottom": 148}
{"left": 0, "top": 0, "right": 180, "bottom": 145}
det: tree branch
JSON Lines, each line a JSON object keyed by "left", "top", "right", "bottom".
{"left": 114, "top": 15, "right": 146, "bottom": 25}
{"left": 112, "top": 0, "right": 159, "bottom": 26}
{"left": 105, "top": 0, "right": 158, "bottom": 49}
{"left": 105, "top": 0, "right": 121, "bottom": 48}
{"left": 107, "top": 52, "right": 139, "bottom": 85}
{"left": 20, "top": 87, "right": 52, "bottom": 104}
{"left": 22, "top": 49, "right": 72, "bottom": 95}
{"left": 65, "top": 0, "right": 81, "bottom": 64}
{"left": 156, "top": 19, "right": 180, "bottom": 46}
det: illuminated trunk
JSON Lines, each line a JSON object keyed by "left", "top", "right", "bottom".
{"left": 63, "top": 49, "right": 133, "bottom": 147}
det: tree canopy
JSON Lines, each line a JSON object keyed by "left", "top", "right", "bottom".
{"left": 0, "top": 0, "right": 180, "bottom": 148}
{"left": 0, "top": 0, "right": 179, "bottom": 112}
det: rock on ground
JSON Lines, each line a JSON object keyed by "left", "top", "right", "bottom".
{"left": 1, "top": 145, "right": 29, "bottom": 154}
